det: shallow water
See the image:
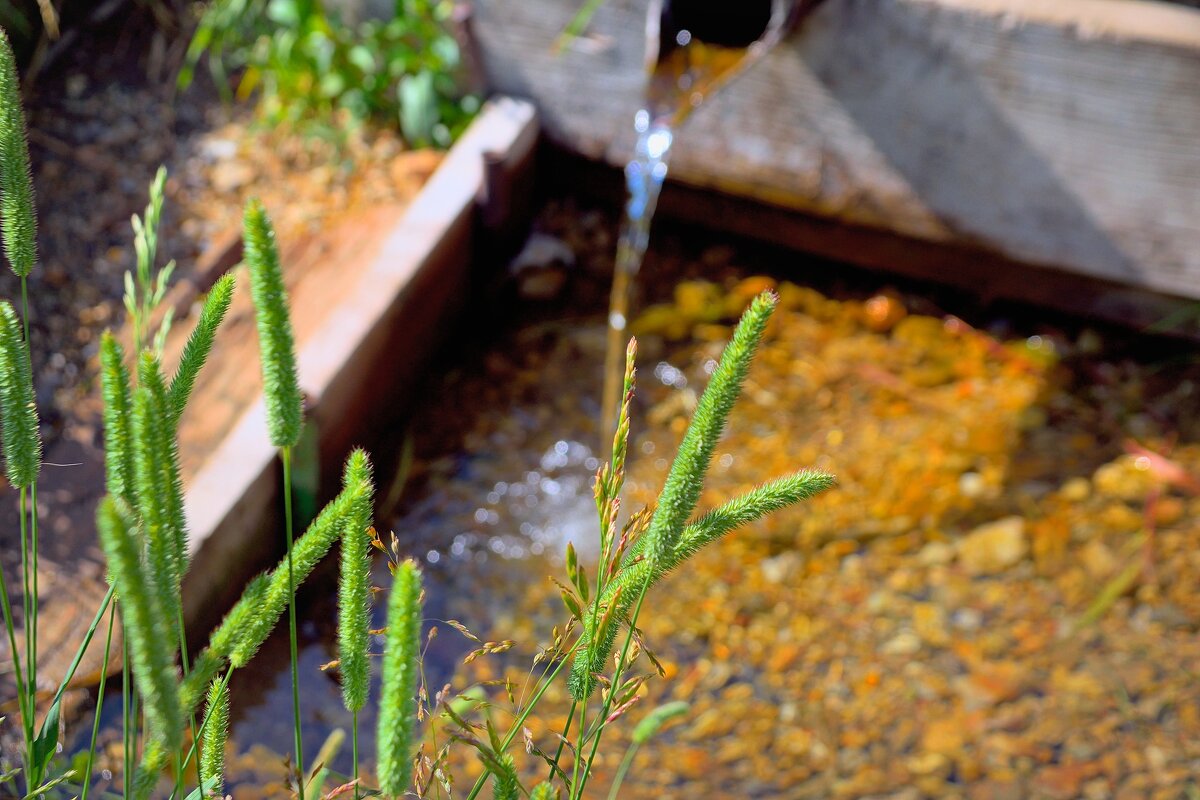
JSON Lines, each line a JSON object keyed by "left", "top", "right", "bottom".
{"left": 208, "top": 225, "right": 1200, "bottom": 797}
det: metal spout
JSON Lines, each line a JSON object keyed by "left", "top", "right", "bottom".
{"left": 645, "top": 0, "right": 826, "bottom": 71}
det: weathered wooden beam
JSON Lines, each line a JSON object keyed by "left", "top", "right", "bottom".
{"left": 473, "top": 0, "right": 1200, "bottom": 303}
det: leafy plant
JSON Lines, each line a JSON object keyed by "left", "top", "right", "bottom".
{"left": 0, "top": 25, "right": 835, "bottom": 800}
{"left": 181, "top": 0, "right": 478, "bottom": 147}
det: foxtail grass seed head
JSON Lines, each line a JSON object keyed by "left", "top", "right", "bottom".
{"left": 181, "top": 648, "right": 227, "bottom": 715}
{"left": 208, "top": 573, "right": 269, "bottom": 662}
{"left": 0, "top": 300, "right": 38, "bottom": 487}
{"left": 243, "top": 199, "right": 302, "bottom": 448}
{"left": 100, "top": 332, "right": 135, "bottom": 508}
{"left": 338, "top": 449, "right": 374, "bottom": 713}
{"left": 201, "top": 677, "right": 230, "bottom": 797}
{"left": 490, "top": 753, "right": 519, "bottom": 800}
{"left": 675, "top": 470, "right": 835, "bottom": 561}
{"left": 133, "top": 737, "right": 169, "bottom": 800}
{"left": 0, "top": 31, "right": 36, "bottom": 278}
{"left": 132, "top": 355, "right": 186, "bottom": 636}
{"left": 569, "top": 293, "right": 821, "bottom": 701}
{"left": 228, "top": 480, "right": 361, "bottom": 668}
{"left": 96, "top": 497, "right": 182, "bottom": 752}
{"left": 644, "top": 290, "right": 775, "bottom": 568}
{"left": 529, "top": 782, "right": 556, "bottom": 800}
{"left": 377, "top": 559, "right": 423, "bottom": 797}
{"left": 137, "top": 352, "right": 189, "bottom": 566}
{"left": 168, "top": 271, "right": 235, "bottom": 425}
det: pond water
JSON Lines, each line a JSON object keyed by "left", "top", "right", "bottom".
{"left": 196, "top": 203, "right": 1200, "bottom": 798}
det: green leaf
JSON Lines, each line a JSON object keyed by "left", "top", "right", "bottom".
{"left": 267, "top": 0, "right": 303, "bottom": 27}
{"left": 399, "top": 69, "right": 438, "bottom": 147}
{"left": 347, "top": 44, "right": 375, "bottom": 73}
{"left": 29, "top": 694, "right": 60, "bottom": 786}
{"left": 24, "top": 769, "right": 77, "bottom": 799}
{"left": 182, "top": 777, "right": 220, "bottom": 800}
{"left": 631, "top": 700, "right": 689, "bottom": 744}
{"left": 560, "top": 588, "right": 582, "bottom": 622}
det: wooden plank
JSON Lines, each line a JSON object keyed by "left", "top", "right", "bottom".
{"left": 472, "top": 0, "right": 1200, "bottom": 302}
{"left": 177, "top": 96, "right": 538, "bottom": 628}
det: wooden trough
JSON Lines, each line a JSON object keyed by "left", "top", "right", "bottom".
{"left": 469, "top": 0, "right": 1200, "bottom": 332}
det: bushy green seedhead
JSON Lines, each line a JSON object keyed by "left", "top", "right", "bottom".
{"left": 99, "top": 333, "right": 135, "bottom": 508}
{"left": 243, "top": 199, "right": 302, "bottom": 449}
{"left": 228, "top": 477, "right": 363, "bottom": 668}
{"left": 674, "top": 470, "right": 835, "bottom": 559}
{"left": 133, "top": 737, "right": 168, "bottom": 800}
{"left": 207, "top": 573, "right": 269, "bottom": 663}
{"left": 530, "top": 782, "right": 556, "bottom": 800}
{"left": 338, "top": 449, "right": 374, "bottom": 713}
{"left": 644, "top": 291, "right": 775, "bottom": 566}
{"left": 0, "top": 31, "right": 36, "bottom": 278}
{"left": 490, "top": 753, "right": 519, "bottom": 800}
{"left": 96, "top": 497, "right": 182, "bottom": 752}
{"left": 168, "top": 272, "right": 236, "bottom": 426}
{"left": 0, "top": 300, "right": 38, "bottom": 487}
{"left": 201, "top": 676, "right": 231, "bottom": 798}
{"left": 124, "top": 167, "right": 176, "bottom": 356}
{"left": 181, "top": 647, "right": 227, "bottom": 716}
{"left": 132, "top": 354, "right": 187, "bottom": 636}
{"left": 568, "top": 292, "right": 836, "bottom": 700}
{"left": 377, "top": 559, "right": 423, "bottom": 797}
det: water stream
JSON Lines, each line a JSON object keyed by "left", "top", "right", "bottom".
{"left": 599, "top": 1, "right": 798, "bottom": 434}
{"left": 601, "top": 112, "right": 674, "bottom": 432}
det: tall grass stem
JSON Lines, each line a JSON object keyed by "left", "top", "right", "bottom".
{"left": 80, "top": 601, "right": 118, "bottom": 800}
{"left": 282, "top": 446, "right": 305, "bottom": 800}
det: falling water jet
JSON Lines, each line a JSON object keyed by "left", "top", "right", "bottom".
{"left": 599, "top": 0, "right": 825, "bottom": 436}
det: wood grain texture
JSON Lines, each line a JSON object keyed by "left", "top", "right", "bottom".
{"left": 473, "top": 0, "right": 1200, "bottom": 300}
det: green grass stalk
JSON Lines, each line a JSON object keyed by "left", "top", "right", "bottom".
{"left": 244, "top": 197, "right": 306, "bottom": 798}
{"left": 80, "top": 601, "right": 118, "bottom": 800}
{"left": 572, "top": 579, "right": 651, "bottom": 800}
{"left": 122, "top": 637, "right": 133, "bottom": 800}
{"left": 282, "top": 446, "right": 305, "bottom": 799}
{"left": 17, "top": 486, "right": 32, "bottom": 770}
{"left": 20, "top": 281, "right": 39, "bottom": 759}
{"left": 604, "top": 701, "right": 688, "bottom": 800}
{"left": 462, "top": 635, "right": 587, "bottom": 800}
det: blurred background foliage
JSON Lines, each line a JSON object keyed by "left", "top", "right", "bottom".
{"left": 182, "top": 0, "right": 479, "bottom": 147}
{"left": 0, "top": 0, "right": 478, "bottom": 148}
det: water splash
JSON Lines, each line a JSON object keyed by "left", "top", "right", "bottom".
{"left": 599, "top": 3, "right": 803, "bottom": 436}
